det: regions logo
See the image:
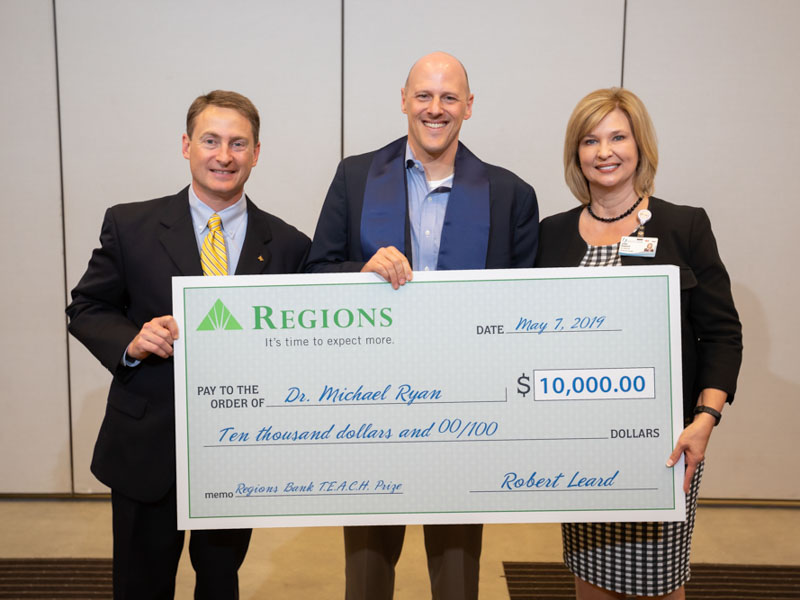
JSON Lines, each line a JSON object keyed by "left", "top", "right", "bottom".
{"left": 197, "top": 299, "right": 243, "bottom": 331}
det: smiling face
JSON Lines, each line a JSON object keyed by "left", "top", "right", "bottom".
{"left": 182, "top": 106, "right": 260, "bottom": 211}
{"left": 401, "top": 53, "right": 473, "bottom": 164}
{"left": 578, "top": 108, "right": 639, "bottom": 197}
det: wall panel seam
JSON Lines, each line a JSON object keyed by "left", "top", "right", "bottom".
{"left": 52, "top": 0, "right": 75, "bottom": 495}
{"left": 340, "top": 0, "right": 345, "bottom": 160}
{"left": 621, "top": 0, "right": 628, "bottom": 87}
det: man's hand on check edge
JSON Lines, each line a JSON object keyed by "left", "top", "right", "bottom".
{"left": 127, "top": 315, "right": 180, "bottom": 360}
{"left": 362, "top": 246, "right": 413, "bottom": 290}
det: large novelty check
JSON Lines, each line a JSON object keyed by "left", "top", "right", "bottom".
{"left": 173, "top": 266, "right": 685, "bottom": 530}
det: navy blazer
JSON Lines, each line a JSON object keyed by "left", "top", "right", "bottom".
{"left": 535, "top": 197, "right": 742, "bottom": 421}
{"left": 306, "top": 137, "right": 539, "bottom": 272}
{"left": 67, "top": 187, "right": 310, "bottom": 502}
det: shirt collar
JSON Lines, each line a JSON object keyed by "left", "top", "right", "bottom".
{"left": 405, "top": 142, "right": 425, "bottom": 173}
{"left": 188, "top": 186, "right": 247, "bottom": 239}
{"left": 405, "top": 143, "right": 454, "bottom": 191}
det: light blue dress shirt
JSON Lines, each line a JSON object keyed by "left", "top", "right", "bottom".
{"left": 188, "top": 184, "right": 248, "bottom": 274}
{"left": 405, "top": 144, "right": 454, "bottom": 272}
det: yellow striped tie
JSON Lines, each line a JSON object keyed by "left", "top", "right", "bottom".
{"left": 200, "top": 213, "right": 228, "bottom": 276}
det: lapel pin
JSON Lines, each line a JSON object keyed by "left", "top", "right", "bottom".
{"left": 257, "top": 255, "right": 264, "bottom": 262}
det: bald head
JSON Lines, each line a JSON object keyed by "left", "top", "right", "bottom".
{"left": 405, "top": 52, "right": 470, "bottom": 94}
{"left": 401, "top": 51, "right": 474, "bottom": 167}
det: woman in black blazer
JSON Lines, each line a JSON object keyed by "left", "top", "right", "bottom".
{"left": 535, "top": 88, "right": 742, "bottom": 600}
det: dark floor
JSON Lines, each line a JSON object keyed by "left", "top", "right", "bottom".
{"left": 1, "top": 500, "right": 797, "bottom": 599}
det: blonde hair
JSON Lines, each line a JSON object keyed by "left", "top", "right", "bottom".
{"left": 564, "top": 88, "right": 658, "bottom": 205}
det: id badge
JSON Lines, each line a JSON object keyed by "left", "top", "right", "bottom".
{"left": 620, "top": 236, "right": 658, "bottom": 257}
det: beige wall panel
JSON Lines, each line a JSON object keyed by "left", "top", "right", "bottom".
{"left": 343, "top": 0, "right": 625, "bottom": 222}
{"left": 57, "top": 0, "right": 341, "bottom": 493}
{"left": 625, "top": 0, "right": 800, "bottom": 498}
{"left": 0, "top": 0, "right": 72, "bottom": 493}
{"left": 6, "top": 0, "right": 792, "bottom": 501}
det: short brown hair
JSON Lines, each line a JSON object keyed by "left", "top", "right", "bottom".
{"left": 186, "top": 90, "right": 260, "bottom": 145}
{"left": 564, "top": 87, "right": 658, "bottom": 205}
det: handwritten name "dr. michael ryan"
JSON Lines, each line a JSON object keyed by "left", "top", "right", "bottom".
{"left": 285, "top": 383, "right": 441, "bottom": 405}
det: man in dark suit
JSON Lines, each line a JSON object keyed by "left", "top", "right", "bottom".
{"left": 67, "top": 90, "right": 310, "bottom": 599}
{"left": 307, "top": 52, "right": 539, "bottom": 600}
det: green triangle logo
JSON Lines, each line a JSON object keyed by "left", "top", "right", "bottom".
{"left": 197, "top": 299, "right": 243, "bottom": 331}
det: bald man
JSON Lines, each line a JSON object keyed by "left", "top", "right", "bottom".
{"left": 307, "top": 53, "right": 539, "bottom": 599}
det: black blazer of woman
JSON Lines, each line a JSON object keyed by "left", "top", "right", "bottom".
{"left": 535, "top": 197, "right": 742, "bottom": 422}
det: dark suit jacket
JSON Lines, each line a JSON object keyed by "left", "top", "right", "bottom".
{"left": 67, "top": 186, "right": 310, "bottom": 502}
{"left": 306, "top": 137, "right": 539, "bottom": 272}
{"left": 535, "top": 197, "right": 742, "bottom": 421}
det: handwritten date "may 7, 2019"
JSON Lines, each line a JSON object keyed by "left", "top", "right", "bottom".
{"left": 477, "top": 316, "right": 607, "bottom": 336}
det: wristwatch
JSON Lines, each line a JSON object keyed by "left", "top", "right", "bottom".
{"left": 693, "top": 405, "right": 722, "bottom": 426}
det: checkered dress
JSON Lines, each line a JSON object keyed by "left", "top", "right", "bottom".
{"left": 578, "top": 240, "right": 623, "bottom": 267}
{"left": 562, "top": 241, "right": 704, "bottom": 596}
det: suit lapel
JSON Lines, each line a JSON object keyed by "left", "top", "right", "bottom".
{"left": 360, "top": 137, "right": 409, "bottom": 260}
{"left": 158, "top": 190, "right": 274, "bottom": 276}
{"left": 236, "top": 198, "right": 273, "bottom": 275}
{"left": 565, "top": 207, "right": 590, "bottom": 266}
{"left": 158, "top": 187, "right": 203, "bottom": 276}
{"left": 620, "top": 197, "right": 663, "bottom": 267}
{"left": 437, "top": 142, "right": 490, "bottom": 270}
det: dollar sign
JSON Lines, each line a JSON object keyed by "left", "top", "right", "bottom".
{"left": 517, "top": 373, "right": 531, "bottom": 397}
